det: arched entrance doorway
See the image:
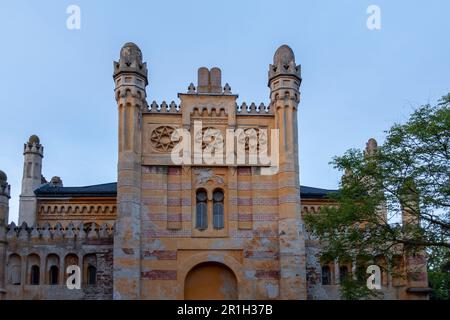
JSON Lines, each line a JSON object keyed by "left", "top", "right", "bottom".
{"left": 184, "top": 262, "right": 238, "bottom": 300}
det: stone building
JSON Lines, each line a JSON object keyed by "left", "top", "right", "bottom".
{"left": 0, "top": 43, "right": 430, "bottom": 300}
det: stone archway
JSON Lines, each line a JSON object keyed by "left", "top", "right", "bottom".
{"left": 184, "top": 262, "right": 238, "bottom": 300}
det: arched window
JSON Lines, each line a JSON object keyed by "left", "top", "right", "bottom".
{"left": 7, "top": 254, "right": 21, "bottom": 285}
{"left": 87, "top": 265, "right": 97, "bottom": 285}
{"left": 64, "top": 254, "right": 79, "bottom": 282}
{"left": 46, "top": 253, "right": 60, "bottom": 285}
{"left": 30, "top": 265, "right": 40, "bottom": 285}
{"left": 339, "top": 265, "right": 349, "bottom": 283}
{"left": 213, "top": 189, "right": 224, "bottom": 230}
{"left": 84, "top": 254, "right": 97, "bottom": 286}
{"left": 196, "top": 189, "right": 207, "bottom": 230}
{"left": 49, "top": 266, "right": 59, "bottom": 285}
{"left": 321, "top": 265, "right": 331, "bottom": 285}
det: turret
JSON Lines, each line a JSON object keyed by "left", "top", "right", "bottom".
{"left": 18, "top": 135, "right": 44, "bottom": 225}
{"left": 113, "top": 42, "right": 147, "bottom": 299}
{"left": 269, "top": 45, "right": 306, "bottom": 299}
{"left": 364, "top": 138, "right": 388, "bottom": 221}
{"left": 0, "top": 170, "right": 10, "bottom": 225}
{"left": 0, "top": 170, "right": 10, "bottom": 299}
{"left": 399, "top": 178, "right": 431, "bottom": 298}
{"left": 269, "top": 45, "right": 302, "bottom": 164}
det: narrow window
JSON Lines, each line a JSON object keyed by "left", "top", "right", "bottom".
{"left": 11, "top": 265, "right": 21, "bottom": 285}
{"left": 87, "top": 265, "right": 97, "bottom": 285}
{"left": 49, "top": 266, "right": 59, "bottom": 285}
{"left": 321, "top": 265, "right": 331, "bottom": 285}
{"left": 213, "top": 190, "right": 224, "bottom": 230}
{"left": 30, "top": 265, "right": 40, "bottom": 285}
{"left": 196, "top": 190, "right": 207, "bottom": 230}
{"left": 339, "top": 265, "right": 349, "bottom": 283}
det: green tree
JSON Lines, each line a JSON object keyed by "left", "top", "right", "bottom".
{"left": 304, "top": 94, "right": 450, "bottom": 299}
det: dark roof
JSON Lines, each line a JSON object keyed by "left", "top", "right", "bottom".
{"left": 300, "top": 185, "right": 338, "bottom": 199}
{"left": 35, "top": 182, "right": 117, "bottom": 197}
{"left": 35, "top": 182, "right": 337, "bottom": 199}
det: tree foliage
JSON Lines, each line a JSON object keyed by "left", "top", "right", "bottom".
{"left": 304, "top": 94, "right": 450, "bottom": 299}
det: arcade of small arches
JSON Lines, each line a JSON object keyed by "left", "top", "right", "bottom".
{"left": 319, "top": 256, "right": 404, "bottom": 287}
{"left": 6, "top": 252, "right": 98, "bottom": 287}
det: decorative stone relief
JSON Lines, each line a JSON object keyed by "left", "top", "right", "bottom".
{"left": 194, "top": 168, "right": 224, "bottom": 185}
{"left": 150, "top": 126, "right": 176, "bottom": 151}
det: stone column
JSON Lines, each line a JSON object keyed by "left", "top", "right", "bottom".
{"left": 19, "top": 135, "right": 43, "bottom": 225}
{"left": 269, "top": 45, "right": 306, "bottom": 299}
{"left": 113, "top": 42, "right": 148, "bottom": 299}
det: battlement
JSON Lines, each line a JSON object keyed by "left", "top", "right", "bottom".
{"left": 144, "top": 100, "right": 273, "bottom": 115}
{"left": 146, "top": 100, "right": 180, "bottom": 113}
{"left": 23, "top": 141, "right": 43, "bottom": 157}
{"left": 237, "top": 102, "right": 272, "bottom": 114}
{"left": 4, "top": 221, "right": 114, "bottom": 242}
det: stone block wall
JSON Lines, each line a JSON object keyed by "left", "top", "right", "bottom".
{"left": 2, "top": 222, "right": 113, "bottom": 300}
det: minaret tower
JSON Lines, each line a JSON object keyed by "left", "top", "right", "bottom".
{"left": 400, "top": 178, "right": 430, "bottom": 298}
{"left": 0, "top": 170, "right": 10, "bottom": 299}
{"left": 268, "top": 45, "right": 306, "bottom": 299}
{"left": 113, "top": 42, "right": 148, "bottom": 299}
{"left": 18, "top": 135, "right": 43, "bottom": 225}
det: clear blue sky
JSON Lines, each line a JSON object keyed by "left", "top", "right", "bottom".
{"left": 0, "top": 0, "right": 449, "bottom": 223}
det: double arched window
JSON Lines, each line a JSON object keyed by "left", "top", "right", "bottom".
{"left": 195, "top": 189, "right": 225, "bottom": 231}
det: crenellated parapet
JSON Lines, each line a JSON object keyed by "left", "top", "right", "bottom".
{"left": 236, "top": 102, "right": 272, "bottom": 114}
{"left": 4, "top": 221, "right": 114, "bottom": 243}
{"left": 146, "top": 100, "right": 181, "bottom": 113}
{"left": 23, "top": 135, "right": 44, "bottom": 157}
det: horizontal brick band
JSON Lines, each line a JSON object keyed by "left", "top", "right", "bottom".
{"left": 142, "top": 166, "right": 167, "bottom": 174}
{"left": 279, "top": 194, "right": 300, "bottom": 204}
{"left": 167, "top": 198, "right": 191, "bottom": 206}
{"left": 141, "top": 270, "right": 177, "bottom": 280}
{"left": 233, "top": 197, "right": 280, "bottom": 206}
{"left": 167, "top": 183, "right": 181, "bottom": 191}
{"left": 143, "top": 229, "right": 192, "bottom": 238}
{"left": 142, "top": 250, "right": 177, "bottom": 260}
{"left": 237, "top": 182, "right": 278, "bottom": 190}
{"left": 252, "top": 198, "right": 278, "bottom": 206}
{"left": 230, "top": 230, "right": 278, "bottom": 238}
{"left": 168, "top": 167, "right": 181, "bottom": 175}
{"left": 255, "top": 270, "right": 280, "bottom": 279}
{"left": 145, "top": 213, "right": 191, "bottom": 221}
{"left": 143, "top": 197, "right": 167, "bottom": 206}
{"left": 237, "top": 198, "right": 251, "bottom": 206}
{"left": 237, "top": 167, "right": 251, "bottom": 175}
{"left": 230, "top": 213, "right": 278, "bottom": 221}
{"left": 245, "top": 251, "right": 279, "bottom": 260}
{"left": 142, "top": 181, "right": 166, "bottom": 190}
{"left": 237, "top": 214, "right": 252, "bottom": 221}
